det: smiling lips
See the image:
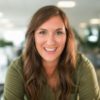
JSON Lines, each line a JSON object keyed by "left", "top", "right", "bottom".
{"left": 44, "top": 47, "right": 57, "bottom": 52}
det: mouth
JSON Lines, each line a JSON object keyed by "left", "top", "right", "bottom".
{"left": 44, "top": 47, "right": 57, "bottom": 52}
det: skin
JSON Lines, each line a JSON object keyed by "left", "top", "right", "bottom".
{"left": 34, "top": 16, "right": 67, "bottom": 89}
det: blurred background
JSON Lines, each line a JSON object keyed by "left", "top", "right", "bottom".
{"left": 0, "top": 0, "right": 100, "bottom": 99}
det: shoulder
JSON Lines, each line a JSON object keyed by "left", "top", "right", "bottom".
{"left": 4, "top": 55, "right": 25, "bottom": 99}
{"left": 74, "top": 53, "right": 100, "bottom": 99}
{"left": 76, "top": 52, "right": 90, "bottom": 64}
{"left": 76, "top": 52, "right": 94, "bottom": 70}
{"left": 75, "top": 52, "right": 97, "bottom": 81}
{"left": 74, "top": 52, "right": 97, "bottom": 81}
{"left": 9, "top": 55, "right": 23, "bottom": 70}
{"left": 7, "top": 55, "right": 24, "bottom": 80}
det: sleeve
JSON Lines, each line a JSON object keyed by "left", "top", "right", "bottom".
{"left": 3, "top": 60, "right": 25, "bottom": 100}
{"left": 78, "top": 54, "right": 100, "bottom": 100}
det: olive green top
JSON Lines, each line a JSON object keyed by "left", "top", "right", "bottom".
{"left": 3, "top": 53, "right": 100, "bottom": 100}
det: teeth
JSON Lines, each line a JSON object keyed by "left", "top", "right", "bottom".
{"left": 45, "top": 48, "right": 56, "bottom": 52}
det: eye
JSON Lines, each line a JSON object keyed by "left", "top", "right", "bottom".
{"left": 38, "top": 30, "right": 47, "bottom": 35}
{"left": 56, "top": 31, "right": 64, "bottom": 35}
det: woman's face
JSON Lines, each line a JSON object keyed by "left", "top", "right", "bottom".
{"left": 34, "top": 16, "right": 66, "bottom": 65}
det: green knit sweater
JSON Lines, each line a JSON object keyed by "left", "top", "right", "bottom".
{"left": 3, "top": 53, "right": 100, "bottom": 100}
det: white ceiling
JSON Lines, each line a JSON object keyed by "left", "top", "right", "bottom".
{"left": 0, "top": 0, "right": 100, "bottom": 33}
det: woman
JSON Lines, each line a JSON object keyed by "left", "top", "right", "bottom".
{"left": 3, "top": 5, "right": 100, "bottom": 100}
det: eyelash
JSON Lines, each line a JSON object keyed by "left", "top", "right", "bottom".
{"left": 56, "top": 31, "right": 64, "bottom": 35}
{"left": 39, "top": 31, "right": 47, "bottom": 35}
{"left": 37, "top": 30, "right": 64, "bottom": 35}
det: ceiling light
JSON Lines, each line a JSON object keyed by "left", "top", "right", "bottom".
{"left": 57, "top": 1, "right": 76, "bottom": 8}
{"left": 89, "top": 18, "right": 100, "bottom": 24}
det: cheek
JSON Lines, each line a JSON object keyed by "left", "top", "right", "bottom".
{"left": 34, "top": 36, "right": 40, "bottom": 49}
{"left": 35, "top": 34, "right": 45, "bottom": 42}
{"left": 59, "top": 37, "right": 66, "bottom": 53}
{"left": 34, "top": 36, "right": 45, "bottom": 49}
{"left": 58, "top": 36, "right": 66, "bottom": 46}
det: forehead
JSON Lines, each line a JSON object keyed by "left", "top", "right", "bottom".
{"left": 38, "top": 16, "right": 67, "bottom": 29}
{"left": 44, "top": 16, "right": 64, "bottom": 25}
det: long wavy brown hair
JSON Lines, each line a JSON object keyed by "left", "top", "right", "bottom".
{"left": 22, "top": 5, "right": 76, "bottom": 100}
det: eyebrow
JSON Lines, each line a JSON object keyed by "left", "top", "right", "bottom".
{"left": 38, "top": 27, "right": 65, "bottom": 31}
{"left": 36, "top": 28, "right": 47, "bottom": 33}
{"left": 38, "top": 28, "right": 47, "bottom": 31}
{"left": 55, "top": 28, "right": 64, "bottom": 31}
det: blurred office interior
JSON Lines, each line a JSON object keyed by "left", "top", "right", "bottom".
{"left": 0, "top": 0, "right": 100, "bottom": 99}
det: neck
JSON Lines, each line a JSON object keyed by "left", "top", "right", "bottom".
{"left": 42, "top": 61, "right": 60, "bottom": 91}
{"left": 43, "top": 61, "right": 58, "bottom": 78}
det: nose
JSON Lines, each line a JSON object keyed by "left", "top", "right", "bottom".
{"left": 46, "top": 34, "right": 56, "bottom": 45}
